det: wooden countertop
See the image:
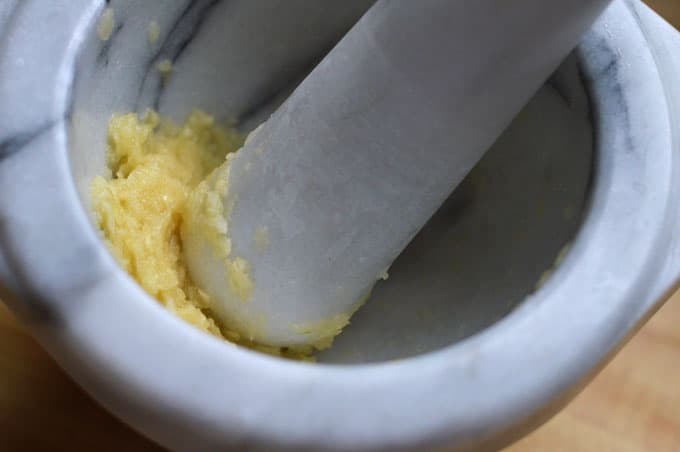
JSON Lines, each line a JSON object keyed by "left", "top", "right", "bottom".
{"left": 1, "top": 1, "right": 678, "bottom": 451}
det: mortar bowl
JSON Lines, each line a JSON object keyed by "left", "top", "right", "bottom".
{"left": 1, "top": 1, "right": 679, "bottom": 450}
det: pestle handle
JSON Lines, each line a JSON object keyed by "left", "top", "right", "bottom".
{"left": 183, "top": 0, "right": 612, "bottom": 347}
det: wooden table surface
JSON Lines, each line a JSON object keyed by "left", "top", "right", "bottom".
{"left": 1, "top": 2, "right": 679, "bottom": 451}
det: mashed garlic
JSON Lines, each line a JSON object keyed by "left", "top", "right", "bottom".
{"left": 91, "top": 111, "right": 314, "bottom": 360}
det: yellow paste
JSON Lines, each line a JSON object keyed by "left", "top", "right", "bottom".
{"left": 97, "top": 7, "right": 115, "bottom": 41}
{"left": 91, "top": 110, "right": 314, "bottom": 360}
{"left": 148, "top": 20, "right": 161, "bottom": 46}
{"left": 181, "top": 154, "right": 255, "bottom": 304}
{"left": 156, "top": 60, "right": 173, "bottom": 84}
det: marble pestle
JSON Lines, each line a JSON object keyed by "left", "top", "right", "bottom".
{"left": 182, "top": 0, "right": 612, "bottom": 347}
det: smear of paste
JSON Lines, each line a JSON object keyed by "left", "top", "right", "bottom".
{"left": 91, "top": 110, "right": 316, "bottom": 360}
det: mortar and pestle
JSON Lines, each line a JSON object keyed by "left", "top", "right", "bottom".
{"left": 1, "top": 0, "right": 680, "bottom": 450}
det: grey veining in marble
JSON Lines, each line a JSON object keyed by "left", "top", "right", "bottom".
{"left": 0, "top": 1, "right": 680, "bottom": 451}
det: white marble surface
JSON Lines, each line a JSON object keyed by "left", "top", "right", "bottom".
{"left": 185, "top": 0, "right": 608, "bottom": 347}
{"left": 0, "top": 1, "right": 679, "bottom": 451}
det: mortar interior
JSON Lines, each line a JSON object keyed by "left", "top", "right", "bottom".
{"left": 68, "top": 2, "right": 594, "bottom": 364}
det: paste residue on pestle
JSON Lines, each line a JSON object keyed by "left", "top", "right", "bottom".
{"left": 156, "top": 59, "right": 173, "bottom": 83}
{"left": 148, "top": 20, "right": 160, "bottom": 46}
{"left": 91, "top": 110, "right": 318, "bottom": 360}
{"left": 97, "top": 7, "right": 115, "bottom": 41}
